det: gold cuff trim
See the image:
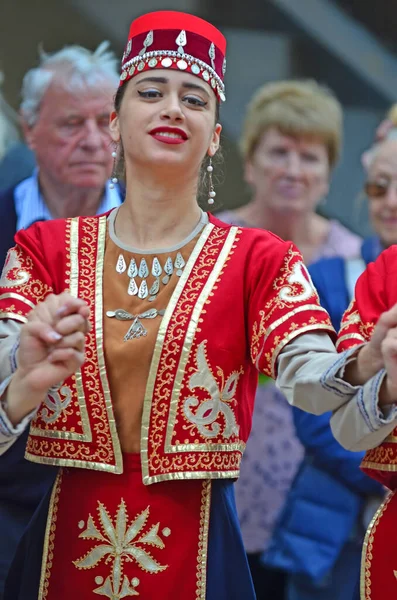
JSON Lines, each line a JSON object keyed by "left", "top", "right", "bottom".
{"left": 264, "top": 304, "right": 329, "bottom": 340}
{"left": 336, "top": 333, "right": 366, "bottom": 349}
{"left": 0, "top": 293, "right": 35, "bottom": 309}
{"left": 0, "top": 312, "right": 28, "bottom": 323}
{"left": 361, "top": 460, "right": 397, "bottom": 471}
{"left": 270, "top": 323, "right": 335, "bottom": 378}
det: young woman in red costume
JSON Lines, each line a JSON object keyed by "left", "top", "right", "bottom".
{"left": 0, "top": 10, "right": 396, "bottom": 600}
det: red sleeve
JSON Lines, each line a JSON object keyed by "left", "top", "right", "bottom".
{"left": 337, "top": 246, "right": 397, "bottom": 489}
{"left": 248, "top": 235, "right": 335, "bottom": 378}
{"left": 337, "top": 247, "right": 396, "bottom": 352}
{"left": 0, "top": 225, "right": 54, "bottom": 323}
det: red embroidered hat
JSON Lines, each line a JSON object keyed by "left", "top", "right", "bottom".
{"left": 119, "top": 11, "right": 227, "bottom": 102}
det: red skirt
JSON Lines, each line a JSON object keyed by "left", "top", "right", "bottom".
{"left": 38, "top": 454, "right": 211, "bottom": 600}
{"left": 361, "top": 490, "right": 397, "bottom": 599}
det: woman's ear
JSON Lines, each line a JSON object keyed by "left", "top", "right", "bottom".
{"left": 109, "top": 111, "right": 121, "bottom": 143}
{"left": 208, "top": 123, "right": 222, "bottom": 157}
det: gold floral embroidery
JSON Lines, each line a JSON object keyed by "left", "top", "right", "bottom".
{"left": 362, "top": 445, "right": 397, "bottom": 469}
{"left": 183, "top": 341, "right": 242, "bottom": 439}
{"left": 278, "top": 261, "right": 316, "bottom": 303}
{"left": 250, "top": 246, "right": 333, "bottom": 376}
{"left": 0, "top": 246, "right": 30, "bottom": 287}
{"left": 74, "top": 500, "right": 169, "bottom": 599}
{"left": 0, "top": 245, "right": 52, "bottom": 309}
{"left": 40, "top": 385, "right": 72, "bottom": 424}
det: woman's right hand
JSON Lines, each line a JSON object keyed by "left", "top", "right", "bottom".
{"left": 6, "top": 292, "right": 90, "bottom": 424}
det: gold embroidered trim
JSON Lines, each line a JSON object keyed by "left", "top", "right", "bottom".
{"left": 25, "top": 453, "right": 125, "bottom": 473}
{"left": 29, "top": 219, "right": 91, "bottom": 443}
{"left": 141, "top": 223, "right": 214, "bottom": 478}
{"left": 166, "top": 227, "right": 239, "bottom": 449}
{"left": 95, "top": 217, "right": 123, "bottom": 473}
{"left": 336, "top": 333, "right": 367, "bottom": 349}
{"left": 27, "top": 217, "right": 121, "bottom": 472}
{"left": 270, "top": 323, "right": 335, "bottom": 378}
{"left": 0, "top": 311, "right": 27, "bottom": 323}
{"left": 264, "top": 304, "right": 328, "bottom": 340}
{"left": 38, "top": 470, "right": 63, "bottom": 600}
{"left": 69, "top": 218, "right": 79, "bottom": 298}
{"left": 360, "top": 491, "right": 394, "bottom": 600}
{"left": 143, "top": 469, "right": 241, "bottom": 484}
{"left": 196, "top": 480, "right": 211, "bottom": 599}
{"left": 361, "top": 460, "right": 397, "bottom": 472}
{"left": 0, "top": 292, "right": 35, "bottom": 309}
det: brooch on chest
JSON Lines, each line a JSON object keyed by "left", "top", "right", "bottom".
{"left": 106, "top": 308, "right": 165, "bottom": 341}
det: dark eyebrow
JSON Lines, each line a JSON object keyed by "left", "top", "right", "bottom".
{"left": 181, "top": 81, "right": 210, "bottom": 97}
{"left": 135, "top": 76, "right": 210, "bottom": 97}
{"left": 135, "top": 76, "right": 168, "bottom": 85}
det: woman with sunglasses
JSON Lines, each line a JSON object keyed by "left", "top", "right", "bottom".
{"left": 0, "top": 10, "right": 397, "bottom": 600}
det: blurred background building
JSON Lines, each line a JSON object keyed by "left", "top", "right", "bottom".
{"left": 2, "top": 0, "right": 397, "bottom": 236}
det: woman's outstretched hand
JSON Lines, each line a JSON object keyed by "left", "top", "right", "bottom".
{"left": 5, "top": 292, "right": 90, "bottom": 425}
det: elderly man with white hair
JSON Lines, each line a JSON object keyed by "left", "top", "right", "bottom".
{"left": 0, "top": 42, "right": 122, "bottom": 266}
{"left": 0, "top": 42, "right": 122, "bottom": 598}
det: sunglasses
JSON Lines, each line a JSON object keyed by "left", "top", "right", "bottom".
{"left": 365, "top": 180, "right": 394, "bottom": 198}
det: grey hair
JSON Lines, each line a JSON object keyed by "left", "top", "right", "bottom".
{"left": 0, "top": 73, "right": 20, "bottom": 160}
{"left": 364, "top": 127, "right": 397, "bottom": 172}
{"left": 20, "top": 41, "right": 119, "bottom": 126}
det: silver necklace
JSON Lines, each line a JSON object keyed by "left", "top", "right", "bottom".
{"left": 106, "top": 308, "right": 165, "bottom": 341}
{"left": 115, "top": 252, "right": 186, "bottom": 301}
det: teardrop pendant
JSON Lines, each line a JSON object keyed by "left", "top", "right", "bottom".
{"left": 149, "top": 278, "right": 160, "bottom": 297}
{"left": 116, "top": 254, "right": 127, "bottom": 274}
{"left": 128, "top": 278, "right": 138, "bottom": 296}
{"left": 152, "top": 257, "right": 162, "bottom": 277}
{"left": 127, "top": 258, "right": 138, "bottom": 278}
{"left": 174, "top": 252, "right": 185, "bottom": 270}
{"left": 138, "top": 280, "right": 148, "bottom": 299}
{"left": 138, "top": 259, "right": 149, "bottom": 278}
{"left": 164, "top": 257, "right": 174, "bottom": 276}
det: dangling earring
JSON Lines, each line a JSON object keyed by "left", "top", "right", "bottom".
{"left": 109, "top": 146, "right": 119, "bottom": 189}
{"left": 207, "top": 157, "right": 216, "bottom": 205}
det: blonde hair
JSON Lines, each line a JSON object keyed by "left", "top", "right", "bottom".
{"left": 241, "top": 79, "right": 343, "bottom": 168}
{"left": 0, "top": 73, "right": 20, "bottom": 161}
{"left": 387, "top": 103, "right": 397, "bottom": 125}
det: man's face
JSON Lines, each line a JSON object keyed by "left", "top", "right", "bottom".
{"left": 23, "top": 78, "right": 115, "bottom": 190}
